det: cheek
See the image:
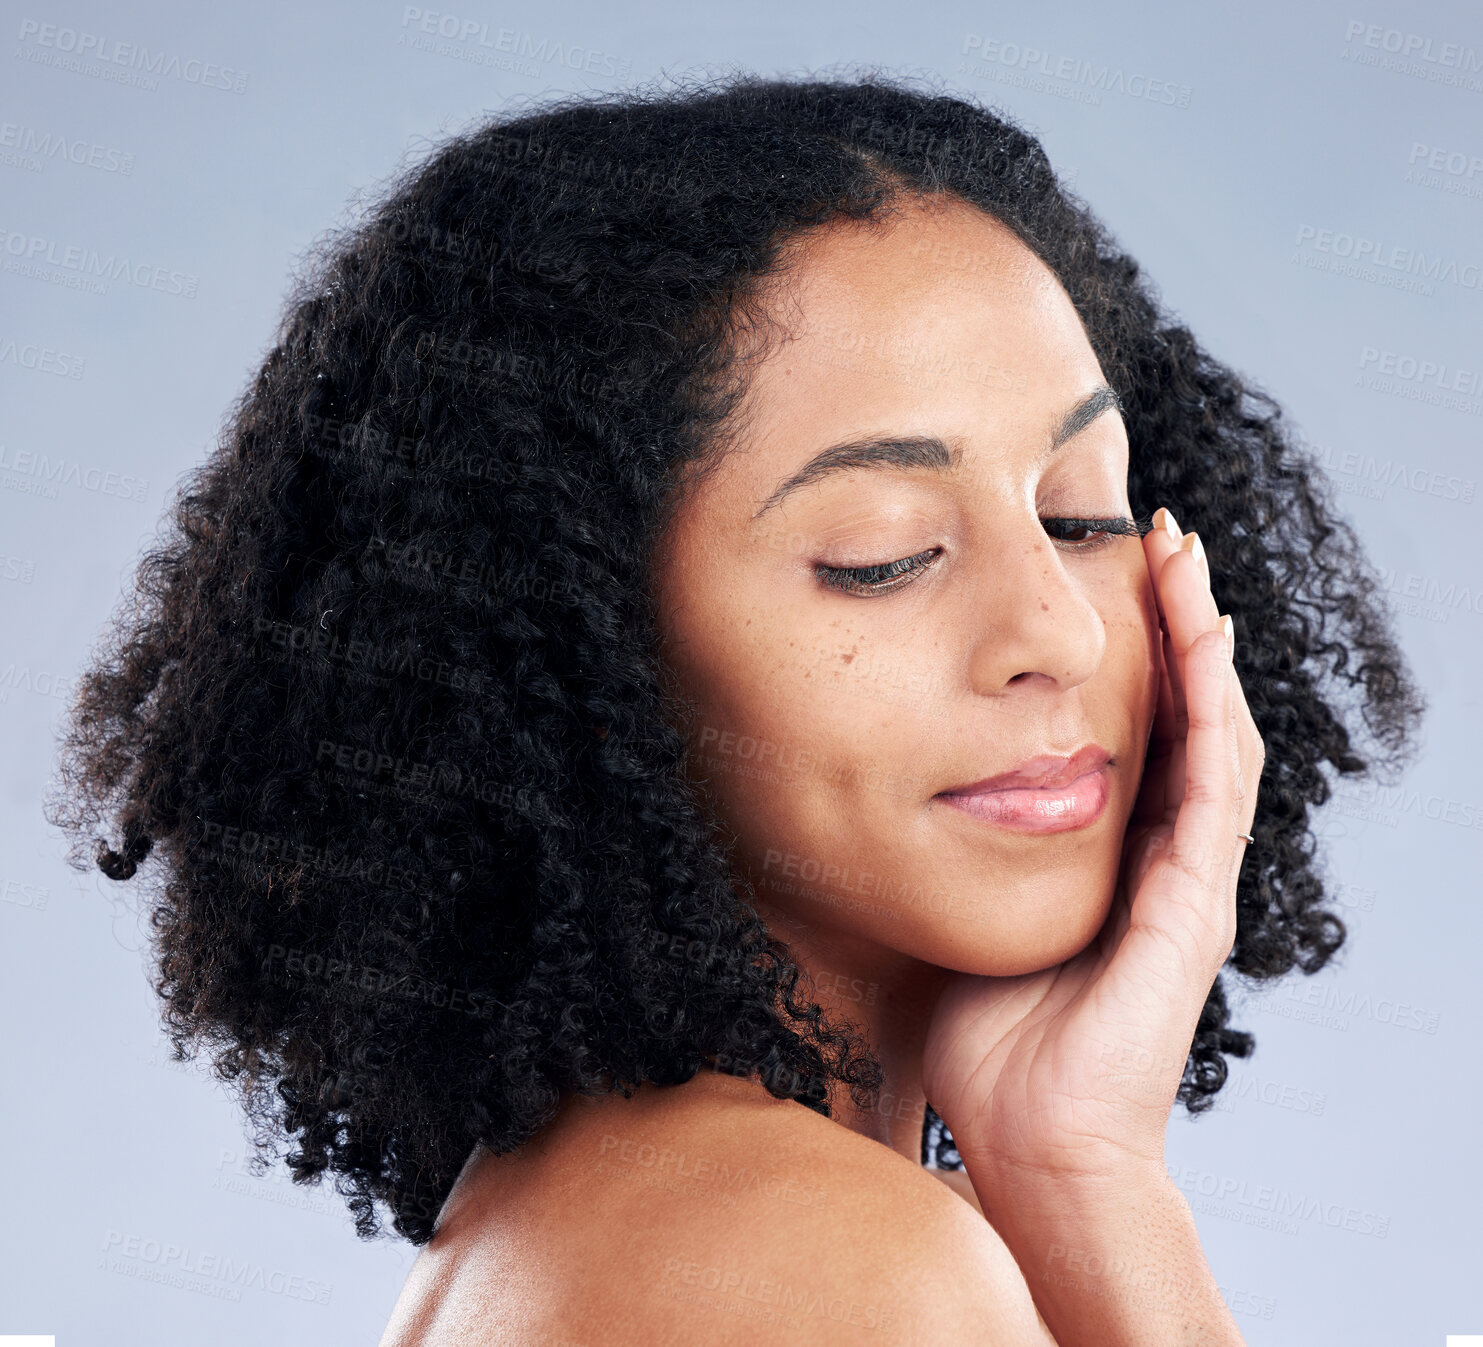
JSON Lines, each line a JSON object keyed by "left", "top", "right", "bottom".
{"left": 654, "top": 537, "right": 1163, "bottom": 971}
{"left": 660, "top": 586, "right": 819, "bottom": 785}
{"left": 663, "top": 594, "right": 934, "bottom": 894}
{"left": 676, "top": 604, "right": 900, "bottom": 797}
{"left": 1134, "top": 570, "right": 1162, "bottom": 718}
{"left": 1102, "top": 561, "right": 1161, "bottom": 765}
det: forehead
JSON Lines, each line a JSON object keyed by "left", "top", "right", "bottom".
{"left": 697, "top": 197, "right": 1110, "bottom": 501}
{"left": 758, "top": 195, "right": 1095, "bottom": 391}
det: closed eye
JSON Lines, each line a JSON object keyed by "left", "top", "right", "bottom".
{"left": 815, "top": 547, "right": 942, "bottom": 596}
{"left": 1041, "top": 515, "right": 1145, "bottom": 552}
{"left": 815, "top": 516, "right": 1147, "bottom": 597}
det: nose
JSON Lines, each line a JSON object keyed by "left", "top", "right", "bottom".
{"left": 962, "top": 517, "right": 1106, "bottom": 699}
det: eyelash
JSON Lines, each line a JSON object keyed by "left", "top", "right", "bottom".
{"left": 815, "top": 516, "right": 1147, "bottom": 596}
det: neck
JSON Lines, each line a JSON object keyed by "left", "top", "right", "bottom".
{"left": 743, "top": 885, "right": 953, "bottom": 1165}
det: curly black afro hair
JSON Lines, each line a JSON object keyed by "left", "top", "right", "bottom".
{"left": 46, "top": 68, "right": 1426, "bottom": 1245}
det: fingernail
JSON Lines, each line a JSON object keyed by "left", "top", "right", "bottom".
{"left": 1220, "top": 614, "right": 1234, "bottom": 658}
{"left": 1152, "top": 506, "right": 1181, "bottom": 541}
{"left": 1180, "top": 531, "right": 1205, "bottom": 571}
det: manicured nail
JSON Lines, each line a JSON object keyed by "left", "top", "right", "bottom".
{"left": 1220, "top": 614, "right": 1234, "bottom": 658}
{"left": 1179, "top": 530, "right": 1205, "bottom": 571}
{"left": 1152, "top": 506, "right": 1181, "bottom": 541}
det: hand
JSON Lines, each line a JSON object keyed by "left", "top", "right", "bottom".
{"left": 922, "top": 505, "right": 1265, "bottom": 1195}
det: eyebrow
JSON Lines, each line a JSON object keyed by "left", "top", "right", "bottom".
{"left": 750, "top": 382, "right": 1125, "bottom": 520}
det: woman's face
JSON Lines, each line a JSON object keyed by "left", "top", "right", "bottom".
{"left": 651, "top": 194, "right": 1160, "bottom": 978}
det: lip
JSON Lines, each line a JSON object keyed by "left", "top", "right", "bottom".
{"left": 934, "top": 745, "right": 1112, "bottom": 834}
{"left": 941, "top": 745, "right": 1113, "bottom": 794}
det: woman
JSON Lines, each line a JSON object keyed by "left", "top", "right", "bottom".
{"left": 48, "top": 71, "right": 1424, "bottom": 1344}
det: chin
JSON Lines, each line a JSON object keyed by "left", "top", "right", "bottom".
{"left": 920, "top": 881, "right": 1118, "bottom": 979}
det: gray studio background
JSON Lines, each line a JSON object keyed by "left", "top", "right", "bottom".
{"left": 2, "top": 1, "right": 1479, "bottom": 1342}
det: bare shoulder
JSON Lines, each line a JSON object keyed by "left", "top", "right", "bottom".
{"left": 380, "top": 1073, "right": 1057, "bottom": 1346}
{"left": 690, "top": 1091, "right": 1056, "bottom": 1345}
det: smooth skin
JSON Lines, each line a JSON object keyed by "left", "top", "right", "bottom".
{"left": 380, "top": 194, "right": 1262, "bottom": 1345}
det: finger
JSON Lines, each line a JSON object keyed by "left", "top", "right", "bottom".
{"left": 1127, "top": 504, "right": 1245, "bottom": 990}
{"left": 1129, "top": 623, "right": 1175, "bottom": 831}
{"left": 1156, "top": 526, "right": 1223, "bottom": 811}
{"left": 1157, "top": 532, "right": 1221, "bottom": 677}
{"left": 1227, "top": 661, "right": 1264, "bottom": 864}
{"left": 1118, "top": 628, "right": 1240, "bottom": 1010}
{"left": 1134, "top": 509, "right": 1184, "bottom": 827}
{"left": 1161, "top": 620, "right": 1187, "bottom": 813}
{"left": 1166, "top": 628, "right": 1240, "bottom": 938}
{"left": 1138, "top": 509, "right": 1214, "bottom": 817}
{"left": 1225, "top": 640, "right": 1265, "bottom": 841}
